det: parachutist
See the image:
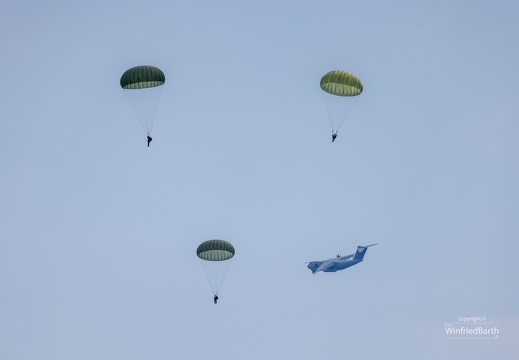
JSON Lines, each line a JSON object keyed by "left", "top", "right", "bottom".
{"left": 197, "top": 239, "right": 234, "bottom": 299}
{"left": 147, "top": 135, "right": 152, "bottom": 147}
{"left": 121, "top": 66, "right": 165, "bottom": 141}
{"left": 321, "top": 70, "right": 362, "bottom": 140}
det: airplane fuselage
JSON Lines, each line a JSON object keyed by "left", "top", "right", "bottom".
{"left": 322, "top": 258, "right": 362, "bottom": 272}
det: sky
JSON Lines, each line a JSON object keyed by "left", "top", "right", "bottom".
{"left": 1, "top": 0, "right": 518, "bottom": 359}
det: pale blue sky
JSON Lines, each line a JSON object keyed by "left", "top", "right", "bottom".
{"left": 1, "top": 1, "right": 518, "bottom": 359}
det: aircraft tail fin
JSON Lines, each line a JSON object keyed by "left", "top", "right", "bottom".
{"left": 353, "top": 243, "right": 378, "bottom": 261}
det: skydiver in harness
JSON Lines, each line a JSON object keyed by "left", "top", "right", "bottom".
{"left": 332, "top": 133, "right": 337, "bottom": 142}
{"left": 214, "top": 295, "right": 219, "bottom": 304}
{"left": 147, "top": 135, "right": 152, "bottom": 147}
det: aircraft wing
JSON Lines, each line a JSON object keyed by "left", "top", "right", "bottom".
{"left": 313, "top": 260, "right": 335, "bottom": 273}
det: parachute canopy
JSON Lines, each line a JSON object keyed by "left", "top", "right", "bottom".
{"left": 320, "top": 70, "right": 363, "bottom": 134}
{"left": 197, "top": 239, "right": 235, "bottom": 296}
{"left": 197, "top": 239, "right": 235, "bottom": 261}
{"left": 120, "top": 65, "right": 165, "bottom": 136}
{"left": 120, "top": 66, "right": 165, "bottom": 89}
{"left": 320, "top": 70, "right": 363, "bottom": 97}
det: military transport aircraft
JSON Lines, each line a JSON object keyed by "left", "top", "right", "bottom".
{"left": 307, "top": 244, "right": 378, "bottom": 274}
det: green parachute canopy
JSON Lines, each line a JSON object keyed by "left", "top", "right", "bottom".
{"left": 197, "top": 239, "right": 235, "bottom": 296}
{"left": 197, "top": 239, "right": 235, "bottom": 261}
{"left": 320, "top": 70, "right": 363, "bottom": 97}
{"left": 120, "top": 66, "right": 165, "bottom": 89}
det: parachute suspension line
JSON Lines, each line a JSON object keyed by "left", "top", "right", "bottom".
{"left": 123, "top": 85, "right": 164, "bottom": 135}
{"left": 322, "top": 92, "right": 359, "bottom": 134}
{"left": 215, "top": 259, "right": 232, "bottom": 296}
{"left": 142, "top": 87, "right": 152, "bottom": 134}
{"left": 145, "top": 85, "right": 163, "bottom": 135}
{"left": 199, "top": 258, "right": 232, "bottom": 296}
{"left": 124, "top": 89, "right": 146, "bottom": 134}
